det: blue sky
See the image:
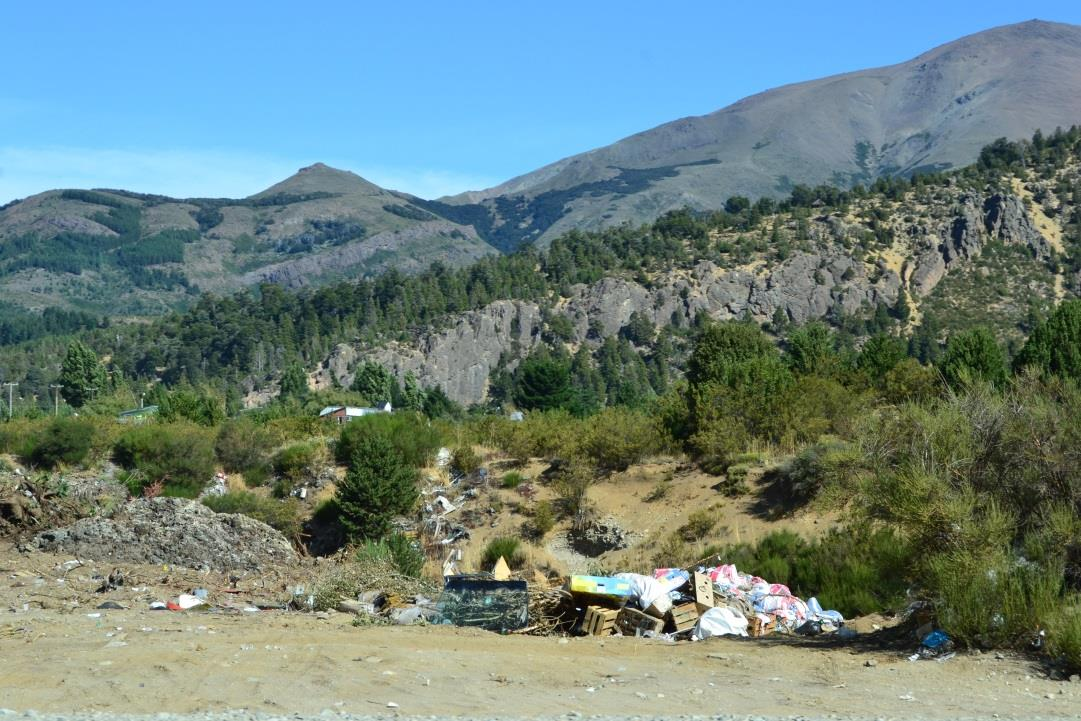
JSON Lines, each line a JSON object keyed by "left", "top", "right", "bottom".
{"left": 2, "top": 2, "right": 1080, "bottom": 203}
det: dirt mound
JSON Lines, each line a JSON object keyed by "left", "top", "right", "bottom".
{"left": 33, "top": 497, "right": 296, "bottom": 571}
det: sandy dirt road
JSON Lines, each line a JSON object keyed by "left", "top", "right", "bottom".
{"left": 1, "top": 609, "right": 1077, "bottom": 720}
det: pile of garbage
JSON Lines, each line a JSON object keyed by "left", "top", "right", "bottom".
{"left": 554, "top": 562, "right": 843, "bottom": 640}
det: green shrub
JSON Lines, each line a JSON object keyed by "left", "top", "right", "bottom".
{"left": 215, "top": 419, "right": 276, "bottom": 472}
{"left": 717, "top": 464, "right": 751, "bottom": 497}
{"left": 709, "top": 525, "right": 912, "bottom": 619}
{"left": 202, "top": 491, "right": 304, "bottom": 541}
{"left": 0, "top": 419, "right": 44, "bottom": 454}
{"left": 552, "top": 460, "right": 594, "bottom": 519}
{"left": 354, "top": 533, "right": 425, "bottom": 577}
{"left": 529, "top": 500, "right": 556, "bottom": 538}
{"left": 777, "top": 437, "right": 861, "bottom": 503}
{"left": 451, "top": 446, "right": 481, "bottom": 475}
{"left": 580, "top": 407, "right": 665, "bottom": 471}
{"left": 1048, "top": 602, "right": 1081, "bottom": 673}
{"left": 387, "top": 533, "right": 425, "bottom": 577}
{"left": 679, "top": 508, "right": 718, "bottom": 541}
{"left": 336, "top": 412, "right": 442, "bottom": 469}
{"left": 482, "top": 537, "right": 524, "bottom": 570}
{"left": 242, "top": 463, "right": 271, "bottom": 488}
{"left": 112, "top": 422, "right": 215, "bottom": 498}
{"left": 926, "top": 549, "right": 1063, "bottom": 648}
{"left": 500, "top": 471, "right": 525, "bottom": 489}
{"left": 273, "top": 442, "right": 318, "bottom": 482}
{"left": 644, "top": 480, "right": 671, "bottom": 502}
{"left": 21, "top": 417, "right": 96, "bottom": 469}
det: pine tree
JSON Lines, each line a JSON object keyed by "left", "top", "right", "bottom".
{"left": 351, "top": 361, "right": 396, "bottom": 403}
{"left": 279, "top": 362, "right": 307, "bottom": 399}
{"left": 336, "top": 432, "right": 418, "bottom": 541}
{"left": 58, "top": 340, "right": 107, "bottom": 408}
{"left": 940, "top": 327, "right": 1007, "bottom": 387}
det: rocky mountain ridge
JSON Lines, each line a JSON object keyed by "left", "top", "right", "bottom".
{"left": 314, "top": 179, "right": 1064, "bottom": 405}
{"left": 438, "top": 20, "right": 1081, "bottom": 247}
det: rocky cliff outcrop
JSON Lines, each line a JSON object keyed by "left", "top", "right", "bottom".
{"left": 910, "top": 192, "right": 1050, "bottom": 296}
{"left": 313, "top": 246, "right": 901, "bottom": 405}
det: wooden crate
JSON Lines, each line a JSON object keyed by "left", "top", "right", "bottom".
{"left": 581, "top": 605, "right": 619, "bottom": 636}
{"left": 748, "top": 615, "right": 776, "bottom": 637}
{"left": 667, "top": 602, "right": 700, "bottom": 633}
{"left": 617, "top": 606, "right": 664, "bottom": 636}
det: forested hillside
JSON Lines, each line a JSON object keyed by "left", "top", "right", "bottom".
{"left": 0, "top": 164, "right": 494, "bottom": 316}
{"left": 0, "top": 129, "right": 1079, "bottom": 414}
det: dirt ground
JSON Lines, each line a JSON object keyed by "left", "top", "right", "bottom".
{"left": 1, "top": 545, "right": 1078, "bottom": 719}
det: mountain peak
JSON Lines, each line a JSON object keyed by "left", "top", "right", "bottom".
{"left": 251, "top": 162, "right": 384, "bottom": 198}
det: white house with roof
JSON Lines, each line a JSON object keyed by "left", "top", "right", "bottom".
{"left": 318, "top": 401, "right": 392, "bottom": 424}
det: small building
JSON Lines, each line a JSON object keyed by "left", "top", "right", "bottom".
{"left": 118, "top": 405, "right": 159, "bottom": 424}
{"left": 318, "top": 401, "right": 392, "bottom": 424}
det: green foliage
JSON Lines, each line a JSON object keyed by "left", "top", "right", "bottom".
{"left": 279, "top": 362, "right": 308, "bottom": 399}
{"left": 853, "top": 377, "right": 1081, "bottom": 647}
{"left": 500, "top": 471, "right": 525, "bottom": 489}
{"left": 711, "top": 525, "right": 912, "bottom": 619}
{"left": 514, "top": 355, "right": 574, "bottom": 411}
{"left": 679, "top": 508, "right": 718, "bottom": 542}
{"left": 1048, "top": 603, "right": 1081, "bottom": 672}
{"left": 482, "top": 537, "right": 524, "bottom": 570}
{"left": 59, "top": 340, "right": 107, "bottom": 408}
{"left": 579, "top": 406, "right": 665, "bottom": 471}
{"left": 686, "top": 320, "right": 774, "bottom": 388}
{"left": 350, "top": 362, "right": 397, "bottom": 403}
{"left": 1013, "top": 299, "right": 1081, "bottom": 380}
{"left": 451, "top": 446, "right": 481, "bottom": 475}
{"left": 785, "top": 322, "right": 838, "bottom": 376}
{"left": 112, "top": 423, "right": 215, "bottom": 497}
{"left": 552, "top": 459, "right": 594, "bottom": 519}
{"left": 152, "top": 385, "right": 225, "bottom": 426}
{"left": 21, "top": 417, "right": 96, "bottom": 469}
{"left": 215, "top": 418, "right": 276, "bottom": 473}
{"left": 272, "top": 442, "right": 319, "bottom": 482}
{"left": 927, "top": 549, "right": 1063, "bottom": 648}
{"left": 529, "top": 500, "right": 556, "bottom": 538}
{"left": 202, "top": 491, "right": 304, "bottom": 541}
{"left": 857, "top": 333, "right": 906, "bottom": 381}
{"left": 336, "top": 431, "right": 418, "bottom": 541}
{"left": 776, "top": 438, "right": 861, "bottom": 504}
{"left": 940, "top": 327, "right": 1007, "bottom": 387}
{"left": 355, "top": 533, "right": 426, "bottom": 578}
{"left": 882, "top": 358, "right": 941, "bottom": 404}
{"left": 336, "top": 412, "right": 442, "bottom": 469}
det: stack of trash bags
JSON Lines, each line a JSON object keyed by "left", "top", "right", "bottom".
{"left": 564, "top": 561, "right": 845, "bottom": 640}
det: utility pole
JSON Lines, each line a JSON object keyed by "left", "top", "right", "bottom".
{"left": 3, "top": 382, "right": 16, "bottom": 420}
{"left": 50, "top": 384, "right": 63, "bottom": 416}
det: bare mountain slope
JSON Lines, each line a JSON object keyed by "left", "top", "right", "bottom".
{"left": 437, "top": 20, "right": 1081, "bottom": 247}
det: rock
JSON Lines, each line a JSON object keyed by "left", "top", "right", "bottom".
{"left": 984, "top": 194, "right": 1052, "bottom": 259}
{"left": 567, "top": 517, "right": 630, "bottom": 556}
{"left": 1070, "top": 674, "right": 1080, "bottom": 684}
{"left": 33, "top": 497, "right": 296, "bottom": 571}
{"left": 864, "top": 659, "right": 878, "bottom": 667}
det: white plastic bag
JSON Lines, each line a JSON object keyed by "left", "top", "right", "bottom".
{"left": 693, "top": 606, "right": 749, "bottom": 639}
{"left": 615, "top": 573, "right": 672, "bottom": 614}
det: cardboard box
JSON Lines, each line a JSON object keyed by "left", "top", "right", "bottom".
{"left": 582, "top": 605, "right": 620, "bottom": 636}
{"left": 749, "top": 615, "right": 776, "bottom": 637}
{"left": 693, "top": 571, "right": 715, "bottom": 614}
{"left": 567, "top": 575, "right": 634, "bottom": 598}
{"left": 617, "top": 606, "right": 664, "bottom": 636}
